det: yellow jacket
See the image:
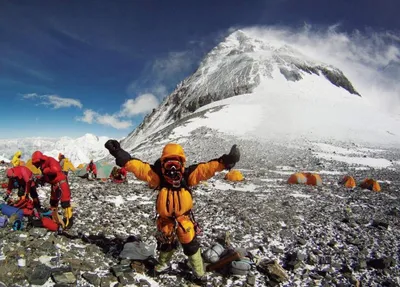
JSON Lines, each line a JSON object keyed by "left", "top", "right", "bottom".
{"left": 125, "top": 158, "right": 225, "bottom": 218}
{"left": 11, "top": 150, "right": 22, "bottom": 167}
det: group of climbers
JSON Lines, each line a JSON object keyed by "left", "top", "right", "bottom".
{"left": 3, "top": 151, "right": 74, "bottom": 230}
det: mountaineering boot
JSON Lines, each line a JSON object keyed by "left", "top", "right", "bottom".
{"left": 63, "top": 207, "right": 73, "bottom": 229}
{"left": 188, "top": 249, "right": 206, "bottom": 280}
{"left": 154, "top": 250, "right": 175, "bottom": 273}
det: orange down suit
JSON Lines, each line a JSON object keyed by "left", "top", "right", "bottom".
{"left": 125, "top": 158, "right": 225, "bottom": 245}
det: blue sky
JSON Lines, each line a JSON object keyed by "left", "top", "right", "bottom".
{"left": 0, "top": 0, "right": 399, "bottom": 139}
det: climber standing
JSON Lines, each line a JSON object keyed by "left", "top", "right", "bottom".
{"left": 105, "top": 140, "right": 240, "bottom": 283}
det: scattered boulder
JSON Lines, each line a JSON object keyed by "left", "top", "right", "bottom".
{"left": 258, "top": 260, "right": 289, "bottom": 283}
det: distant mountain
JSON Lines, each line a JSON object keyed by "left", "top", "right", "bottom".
{"left": 0, "top": 133, "right": 110, "bottom": 166}
{"left": 120, "top": 29, "right": 399, "bottom": 154}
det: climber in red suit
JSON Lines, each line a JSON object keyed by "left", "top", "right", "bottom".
{"left": 31, "top": 151, "right": 73, "bottom": 229}
{"left": 5, "top": 166, "right": 42, "bottom": 211}
{"left": 86, "top": 160, "right": 97, "bottom": 178}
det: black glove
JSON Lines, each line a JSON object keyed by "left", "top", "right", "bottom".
{"left": 105, "top": 139, "right": 132, "bottom": 167}
{"left": 219, "top": 144, "right": 240, "bottom": 170}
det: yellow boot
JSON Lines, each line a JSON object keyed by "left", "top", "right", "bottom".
{"left": 154, "top": 250, "right": 175, "bottom": 272}
{"left": 63, "top": 207, "right": 73, "bottom": 229}
{"left": 188, "top": 249, "right": 205, "bottom": 278}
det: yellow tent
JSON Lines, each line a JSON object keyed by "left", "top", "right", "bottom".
{"left": 225, "top": 170, "right": 244, "bottom": 182}
{"left": 62, "top": 158, "right": 76, "bottom": 172}
{"left": 25, "top": 159, "right": 42, "bottom": 175}
{"left": 77, "top": 163, "right": 85, "bottom": 169}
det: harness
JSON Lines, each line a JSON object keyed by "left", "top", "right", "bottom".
{"left": 152, "top": 161, "right": 202, "bottom": 243}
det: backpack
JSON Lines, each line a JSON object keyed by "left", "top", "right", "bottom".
{"left": 230, "top": 259, "right": 253, "bottom": 275}
{"left": 203, "top": 243, "right": 226, "bottom": 263}
{"left": 229, "top": 249, "right": 255, "bottom": 276}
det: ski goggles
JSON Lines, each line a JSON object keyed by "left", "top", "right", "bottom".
{"left": 162, "top": 160, "right": 183, "bottom": 171}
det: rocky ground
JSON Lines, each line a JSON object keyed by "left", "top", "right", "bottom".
{"left": 0, "top": 128, "right": 400, "bottom": 287}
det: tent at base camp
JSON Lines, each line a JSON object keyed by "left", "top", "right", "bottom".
{"left": 76, "top": 163, "right": 85, "bottom": 169}
{"left": 359, "top": 178, "right": 381, "bottom": 192}
{"left": 225, "top": 170, "right": 244, "bottom": 182}
{"left": 61, "top": 158, "right": 76, "bottom": 172}
{"left": 287, "top": 172, "right": 322, "bottom": 186}
{"left": 76, "top": 161, "right": 117, "bottom": 180}
{"left": 340, "top": 176, "right": 356, "bottom": 189}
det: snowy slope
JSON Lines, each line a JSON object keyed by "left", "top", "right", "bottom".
{"left": 121, "top": 29, "right": 366, "bottom": 151}
{"left": 170, "top": 72, "right": 400, "bottom": 147}
{"left": 0, "top": 133, "right": 110, "bottom": 166}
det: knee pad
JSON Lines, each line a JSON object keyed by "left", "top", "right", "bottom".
{"left": 182, "top": 237, "right": 200, "bottom": 256}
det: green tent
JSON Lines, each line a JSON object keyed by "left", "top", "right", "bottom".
{"left": 96, "top": 162, "right": 116, "bottom": 179}
{"left": 75, "top": 161, "right": 116, "bottom": 179}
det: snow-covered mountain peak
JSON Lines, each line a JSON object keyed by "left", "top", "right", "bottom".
{"left": 121, "top": 29, "right": 367, "bottom": 151}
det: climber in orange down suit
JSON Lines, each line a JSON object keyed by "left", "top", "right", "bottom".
{"left": 105, "top": 140, "right": 240, "bottom": 281}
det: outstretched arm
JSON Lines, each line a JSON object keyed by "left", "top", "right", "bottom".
{"left": 187, "top": 160, "right": 225, "bottom": 186}
{"left": 105, "top": 140, "right": 160, "bottom": 188}
{"left": 187, "top": 145, "right": 241, "bottom": 186}
{"left": 125, "top": 159, "right": 160, "bottom": 188}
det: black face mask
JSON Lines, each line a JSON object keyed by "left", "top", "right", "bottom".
{"left": 165, "top": 167, "right": 181, "bottom": 179}
{"left": 163, "top": 166, "right": 183, "bottom": 187}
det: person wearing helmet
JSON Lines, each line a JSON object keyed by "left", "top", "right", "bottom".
{"left": 4, "top": 166, "right": 42, "bottom": 210}
{"left": 105, "top": 140, "right": 240, "bottom": 282}
{"left": 11, "top": 150, "right": 22, "bottom": 167}
{"left": 31, "top": 151, "right": 73, "bottom": 229}
{"left": 86, "top": 160, "right": 97, "bottom": 179}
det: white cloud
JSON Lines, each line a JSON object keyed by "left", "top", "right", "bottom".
{"left": 96, "top": 114, "right": 132, "bottom": 129}
{"left": 22, "top": 93, "right": 82, "bottom": 109}
{"left": 119, "top": 93, "right": 159, "bottom": 117}
{"left": 77, "top": 109, "right": 132, "bottom": 129}
{"left": 152, "top": 51, "right": 194, "bottom": 80}
{"left": 127, "top": 49, "right": 199, "bottom": 100}
{"left": 79, "top": 109, "right": 96, "bottom": 124}
{"left": 241, "top": 25, "right": 400, "bottom": 113}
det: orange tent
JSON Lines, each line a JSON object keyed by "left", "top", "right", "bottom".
{"left": 359, "top": 178, "right": 381, "bottom": 192}
{"left": 287, "top": 173, "right": 307, "bottom": 184}
{"left": 225, "top": 170, "right": 244, "bottom": 182}
{"left": 340, "top": 176, "right": 356, "bottom": 189}
{"left": 304, "top": 173, "right": 322, "bottom": 186}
